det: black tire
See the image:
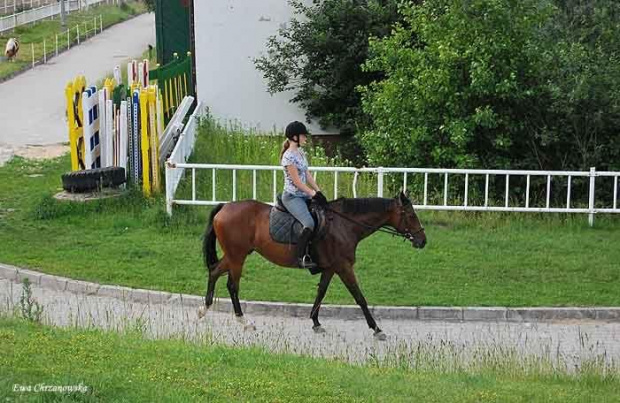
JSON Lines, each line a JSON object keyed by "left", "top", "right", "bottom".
{"left": 62, "top": 167, "right": 126, "bottom": 193}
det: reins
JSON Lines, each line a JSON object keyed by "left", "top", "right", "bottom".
{"left": 322, "top": 205, "right": 425, "bottom": 242}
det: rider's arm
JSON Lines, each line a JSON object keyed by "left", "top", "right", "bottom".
{"left": 285, "top": 165, "right": 317, "bottom": 197}
{"left": 306, "top": 171, "right": 321, "bottom": 193}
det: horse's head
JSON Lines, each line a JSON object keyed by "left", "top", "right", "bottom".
{"left": 390, "top": 190, "right": 426, "bottom": 249}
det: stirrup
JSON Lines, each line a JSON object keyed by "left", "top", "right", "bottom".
{"left": 298, "top": 254, "right": 317, "bottom": 269}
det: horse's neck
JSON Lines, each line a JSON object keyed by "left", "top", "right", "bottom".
{"left": 345, "top": 210, "right": 391, "bottom": 242}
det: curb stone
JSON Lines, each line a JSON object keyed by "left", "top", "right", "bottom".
{"left": 2, "top": 262, "right": 619, "bottom": 323}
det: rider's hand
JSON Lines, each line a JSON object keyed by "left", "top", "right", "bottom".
{"left": 312, "top": 191, "right": 329, "bottom": 207}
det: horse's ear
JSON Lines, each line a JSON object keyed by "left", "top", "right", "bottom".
{"left": 398, "top": 189, "right": 408, "bottom": 204}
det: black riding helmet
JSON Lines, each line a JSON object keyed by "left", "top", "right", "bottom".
{"left": 285, "top": 121, "right": 309, "bottom": 143}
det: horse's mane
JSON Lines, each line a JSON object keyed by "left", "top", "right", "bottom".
{"left": 330, "top": 197, "right": 394, "bottom": 214}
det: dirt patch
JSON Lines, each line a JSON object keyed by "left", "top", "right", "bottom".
{"left": 14, "top": 144, "right": 69, "bottom": 160}
{"left": 0, "top": 144, "right": 69, "bottom": 167}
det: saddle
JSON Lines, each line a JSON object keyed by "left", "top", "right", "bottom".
{"left": 269, "top": 194, "right": 327, "bottom": 245}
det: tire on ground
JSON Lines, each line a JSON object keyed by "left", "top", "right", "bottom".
{"left": 61, "top": 167, "right": 126, "bottom": 193}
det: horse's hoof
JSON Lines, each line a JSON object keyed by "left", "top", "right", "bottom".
{"left": 197, "top": 307, "right": 207, "bottom": 319}
{"left": 244, "top": 322, "right": 257, "bottom": 332}
{"left": 374, "top": 330, "right": 387, "bottom": 341}
{"left": 313, "top": 325, "right": 326, "bottom": 334}
{"left": 237, "top": 316, "right": 256, "bottom": 331}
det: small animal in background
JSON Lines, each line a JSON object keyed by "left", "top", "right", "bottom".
{"left": 5, "top": 38, "right": 19, "bottom": 61}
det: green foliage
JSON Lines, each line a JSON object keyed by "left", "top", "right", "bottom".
{"left": 360, "top": 0, "right": 555, "bottom": 169}
{"left": 539, "top": 0, "right": 620, "bottom": 170}
{"left": 143, "top": 0, "right": 156, "bottom": 12}
{"left": 19, "top": 279, "right": 43, "bottom": 323}
{"left": 254, "top": 0, "right": 401, "bottom": 135}
{"left": 359, "top": 0, "right": 620, "bottom": 171}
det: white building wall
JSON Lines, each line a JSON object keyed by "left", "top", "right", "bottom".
{"left": 193, "top": 0, "right": 335, "bottom": 134}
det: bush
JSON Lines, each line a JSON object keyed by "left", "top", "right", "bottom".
{"left": 359, "top": 0, "right": 620, "bottom": 171}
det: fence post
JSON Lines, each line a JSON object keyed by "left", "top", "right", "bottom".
{"left": 55, "top": 34, "right": 58, "bottom": 56}
{"left": 31, "top": 43, "right": 34, "bottom": 67}
{"left": 43, "top": 39, "right": 46, "bottom": 63}
{"left": 588, "top": 167, "right": 596, "bottom": 227}
{"left": 377, "top": 167, "right": 384, "bottom": 197}
{"left": 165, "top": 161, "right": 173, "bottom": 216}
{"left": 100, "top": 15, "right": 102, "bottom": 33}
{"left": 77, "top": 24, "right": 80, "bottom": 44}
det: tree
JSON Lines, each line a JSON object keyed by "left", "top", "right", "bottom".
{"left": 144, "top": 0, "right": 156, "bottom": 12}
{"left": 359, "top": 0, "right": 620, "bottom": 171}
{"left": 537, "top": 0, "right": 620, "bottom": 170}
{"left": 359, "top": 0, "right": 555, "bottom": 169}
{"left": 255, "top": 0, "right": 402, "bottom": 135}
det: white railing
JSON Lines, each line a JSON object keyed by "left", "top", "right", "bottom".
{"left": 23, "top": 15, "right": 102, "bottom": 69}
{"left": 164, "top": 161, "right": 620, "bottom": 225}
{"left": 0, "top": 0, "right": 113, "bottom": 33}
{"left": 165, "top": 101, "right": 204, "bottom": 215}
{"left": 1, "top": 0, "right": 59, "bottom": 16}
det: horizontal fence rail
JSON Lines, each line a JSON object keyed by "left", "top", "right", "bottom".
{"left": 164, "top": 160, "right": 620, "bottom": 225}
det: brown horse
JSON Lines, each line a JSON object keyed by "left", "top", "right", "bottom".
{"left": 201, "top": 191, "right": 426, "bottom": 339}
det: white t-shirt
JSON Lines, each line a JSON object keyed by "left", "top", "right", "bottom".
{"left": 281, "top": 148, "right": 309, "bottom": 197}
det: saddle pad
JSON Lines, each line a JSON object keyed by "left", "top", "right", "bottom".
{"left": 269, "top": 207, "right": 304, "bottom": 244}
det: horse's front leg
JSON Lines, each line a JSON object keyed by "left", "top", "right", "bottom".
{"left": 338, "top": 269, "right": 387, "bottom": 341}
{"left": 310, "top": 269, "right": 334, "bottom": 333}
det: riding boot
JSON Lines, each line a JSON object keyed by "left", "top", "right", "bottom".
{"left": 297, "top": 227, "right": 317, "bottom": 269}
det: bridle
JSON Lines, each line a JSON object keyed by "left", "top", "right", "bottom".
{"left": 322, "top": 204, "right": 425, "bottom": 243}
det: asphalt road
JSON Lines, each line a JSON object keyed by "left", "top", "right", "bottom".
{"left": 0, "top": 12, "right": 155, "bottom": 164}
{"left": 2, "top": 278, "right": 618, "bottom": 372}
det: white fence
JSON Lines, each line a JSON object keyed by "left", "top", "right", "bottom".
{"left": 165, "top": 149, "right": 620, "bottom": 225}
{"left": 165, "top": 101, "right": 204, "bottom": 214}
{"left": 0, "top": 0, "right": 114, "bottom": 33}
{"left": 18, "top": 15, "right": 102, "bottom": 70}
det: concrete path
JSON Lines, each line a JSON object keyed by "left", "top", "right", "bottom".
{"left": 0, "top": 13, "right": 155, "bottom": 164}
{"left": 2, "top": 273, "right": 619, "bottom": 372}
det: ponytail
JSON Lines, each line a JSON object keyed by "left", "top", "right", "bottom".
{"left": 279, "top": 139, "right": 290, "bottom": 161}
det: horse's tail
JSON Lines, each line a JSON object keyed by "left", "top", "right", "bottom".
{"left": 203, "top": 203, "right": 225, "bottom": 272}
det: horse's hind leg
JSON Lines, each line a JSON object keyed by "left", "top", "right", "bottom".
{"left": 310, "top": 270, "right": 334, "bottom": 333}
{"left": 198, "top": 260, "right": 227, "bottom": 319}
{"left": 227, "top": 260, "right": 256, "bottom": 331}
{"left": 205, "top": 262, "right": 226, "bottom": 308}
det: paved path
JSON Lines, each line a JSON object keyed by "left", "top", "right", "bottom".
{"left": 0, "top": 13, "right": 155, "bottom": 164}
{"left": 2, "top": 276, "right": 619, "bottom": 372}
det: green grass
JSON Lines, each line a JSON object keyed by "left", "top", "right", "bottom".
{"left": 0, "top": 121, "right": 619, "bottom": 307}
{"left": 0, "top": 317, "right": 618, "bottom": 402}
{"left": 0, "top": 1, "right": 147, "bottom": 81}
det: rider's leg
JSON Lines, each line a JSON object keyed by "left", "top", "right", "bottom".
{"left": 281, "top": 192, "right": 316, "bottom": 269}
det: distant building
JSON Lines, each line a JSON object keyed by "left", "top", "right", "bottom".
{"left": 156, "top": 0, "right": 336, "bottom": 134}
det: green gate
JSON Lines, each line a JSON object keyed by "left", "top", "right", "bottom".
{"left": 155, "top": 0, "right": 191, "bottom": 66}
{"left": 150, "top": 52, "right": 195, "bottom": 124}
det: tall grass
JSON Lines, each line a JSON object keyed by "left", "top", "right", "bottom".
{"left": 175, "top": 118, "right": 390, "bottom": 205}
{"left": 1, "top": 315, "right": 618, "bottom": 402}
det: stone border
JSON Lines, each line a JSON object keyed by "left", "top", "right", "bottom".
{"left": 2, "top": 262, "right": 619, "bottom": 322}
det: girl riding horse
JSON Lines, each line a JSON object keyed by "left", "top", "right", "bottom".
{"left": 201, "top": 168, "right": 427, "bottom": 339}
